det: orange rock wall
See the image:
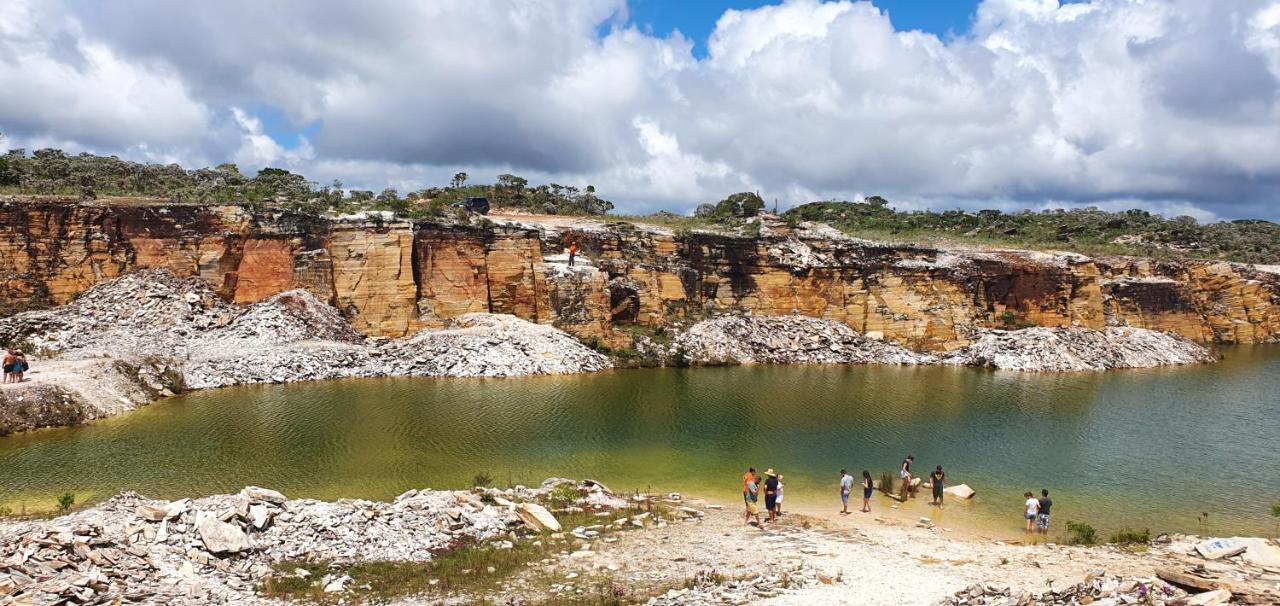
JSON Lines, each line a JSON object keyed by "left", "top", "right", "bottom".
{"left": 2, "top": 200, "right": 1277, "bottom": 349}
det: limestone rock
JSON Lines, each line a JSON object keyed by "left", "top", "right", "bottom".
{"left": 944, "top": 484, "right": 976, "bottom": 499}
{"left": 239, "top": 486, "right": 287, "bottom": 506}
{"left": 197, "top": 518, "right": 251, "bottom": 554}
{"left": 515, "top": 503, "right": 561, "bottom": 532}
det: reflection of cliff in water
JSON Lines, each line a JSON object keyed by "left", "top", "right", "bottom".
{"left": 0, "top": 346, "right": 1277, "bottom": 534}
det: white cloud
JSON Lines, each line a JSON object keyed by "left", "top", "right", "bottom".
{"left": 1, "top": 0, "right": 1278, "bottom": 220}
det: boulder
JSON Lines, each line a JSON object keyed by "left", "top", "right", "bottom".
{"left": 248, "top": 504, "right": 272, "bottom": 530}
{"left": 515, "top": 503, "right": 561, "bottom": 532}
{"left": 1186, "top": 589, "right": 1232, "bottom": 606}
{"left": 944, "top": 484, "right": 976, "bottom": 499}
{"left": 239, "top": 486, "right": 287, "bottom": 505}
{"left": 1195, "top": 538, "right": 1247, "bottom": 560}
{"left": 135, "top": 504, "right": 168, "bottom": 522}
{"left": 197, "top": 518, "right": 251, "bottom": 554}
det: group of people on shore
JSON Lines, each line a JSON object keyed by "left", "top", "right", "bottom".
{"left": 740, "top": 467, "right": 787, "bottom": 526}
{"left": 2, "top": 349, "right": 29, "bottom": 383}
{"left": 744, "top": 456, "right": 1053, "bottom": 534}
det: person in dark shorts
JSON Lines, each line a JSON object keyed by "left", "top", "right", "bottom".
{"left": 2, "top": 349, "right": 16, "bottom": 383}
{"left": 930, "top": 465, "right": 946, "bottom": 506}
{"left": 1037, "top": 489, "right": 1053, "bottom": 534}
{"left": 861, "top": 470, "right": 874, "bottom": 513}
{"left": 763, "top": 469, "right": 779, "bottom": 522}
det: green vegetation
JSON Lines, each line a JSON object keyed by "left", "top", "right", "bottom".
{"left": 693, "top": 192, "right": 766, "bottom": 220}
{"left": 1271, "top": 503, "right": 1279, "bottom": 537}
{"left": 0, "top": 149, "right": 613, "bottom": 217}
{"left": 1108, "top": 527, "right": 1151, "bottom": 546}
{"left": 1064, "top": 520, "right": 1098, "bottom": 545}
{"left": 784, "top": 198, "right": 1280, "bottom": 264}
{"left": 998, "top": 311, "right": 1037, "bottom": 330}
{"left": 4, "top": 146, "right": 1277, "bottom": 263}
{"left": 471, "top": 471, "right": 493, "bottom": 488}
{"left": 56, "top": 493, "right": 75, "bottom": 513}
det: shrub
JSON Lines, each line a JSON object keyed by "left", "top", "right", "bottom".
{"left": 1271, "top": 503, "right": 1279, "bottom": 537}
{"left": 1065, "top": 520, "right": 1097, "bottom": 545}
{"left": 472, "top": 472, "right": 493, "bottom": 488}
{"left": 549, "top": 484, "right": 579, "bottom": 508}
{"left": 56, "top": 493, "right": 75, "bottom": 513}
{"left": 1109, "top": 528, "right": 1151, "bottom": 545}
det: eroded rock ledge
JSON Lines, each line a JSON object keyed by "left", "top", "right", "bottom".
{"left": 672, "top": 316, "right": 1217, "bottom": 371}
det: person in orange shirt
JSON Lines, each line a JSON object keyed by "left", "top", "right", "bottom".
{"left": 742, "top": 467, "right": 759, "bottom": 525}
{"left": 567, "top": 241, "right": 578, "bottom": 267}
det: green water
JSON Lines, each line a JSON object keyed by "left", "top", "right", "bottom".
{"left": 2, "top": 347, "right": 1278, "bottom": 536}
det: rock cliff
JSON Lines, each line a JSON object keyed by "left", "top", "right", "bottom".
{"left": 2, "top": 199, "right": 1278, "bottom": 353}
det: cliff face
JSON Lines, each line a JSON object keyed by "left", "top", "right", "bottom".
{"left": 3, "top": 200, "right": 1278, "bottom": 350}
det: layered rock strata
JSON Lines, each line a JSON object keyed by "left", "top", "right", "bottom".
{"left": 3, "top": 200, "right": 1277, "bottom": 353}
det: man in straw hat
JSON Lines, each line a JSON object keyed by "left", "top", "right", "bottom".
{"left": 763, "top": 469, "right": 780, "bottom": 523}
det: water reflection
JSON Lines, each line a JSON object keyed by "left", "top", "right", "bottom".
{"left": 0, "top": 348, "right": 1276, "bottom": 535}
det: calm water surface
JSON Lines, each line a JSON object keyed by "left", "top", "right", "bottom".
{"left": 2, "top": 347, "right": 1277, "bottom": 535}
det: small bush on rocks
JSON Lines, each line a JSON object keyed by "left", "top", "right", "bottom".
{"left": 1065, "top": 520, "right": 1097, "bottom": 545}
{"left": 1109, "top": 528, "right": 1151, "bottom": 545}
{"left": 56, "top": 493, "right": 74, "bottom": 513}
{"left": 472, "top": 472, "right": 493, "bottom": 488}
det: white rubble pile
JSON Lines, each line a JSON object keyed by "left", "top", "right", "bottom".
{"left": 673, "top": 316, "right": 1215, "bottom": 371}
{"left": 194, "top": 289, "right": 365, "bottom": 350}
{"left": 674, "top": 315, "right": 923, "bottom": 366}
{"left": 0, "top": 486, "right": 521, "bottom": 606}
{"left": 377, "top": 314, "right": 612, "bottom": 377}
{"left": 0, "top": 270, "right": 237, "bottom": 359}
{"left": 183, "top": 344, "right": 374, "bottom": 389}
{"left": 0, "top": 478, "right": 643, "bottom": 606}
{"left": 0, "top": 270, "right": 612, "bottom": 392}
{"left": 643, "top": 567, "right": 820, "bottom": 606}
{"left": 939, "top": 570, "right": 1219, "bottom": 606}
{"left": 940, "top": 327, "right": 1217, "bottom": 371}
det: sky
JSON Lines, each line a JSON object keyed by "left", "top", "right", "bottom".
{"left": 2, "top": 1, "right": 1279, "bottom": 222}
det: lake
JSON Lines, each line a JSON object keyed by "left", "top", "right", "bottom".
{"left": 2, "top": 346, "right": 1277, "bottom": 536}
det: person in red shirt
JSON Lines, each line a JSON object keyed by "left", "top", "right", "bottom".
{"left": 567, "top": 241, "right": 578, "bottom": 267}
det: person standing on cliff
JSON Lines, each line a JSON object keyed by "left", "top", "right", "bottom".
{"left": 567, "top": 240, "right": 578, "bottom": 267}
